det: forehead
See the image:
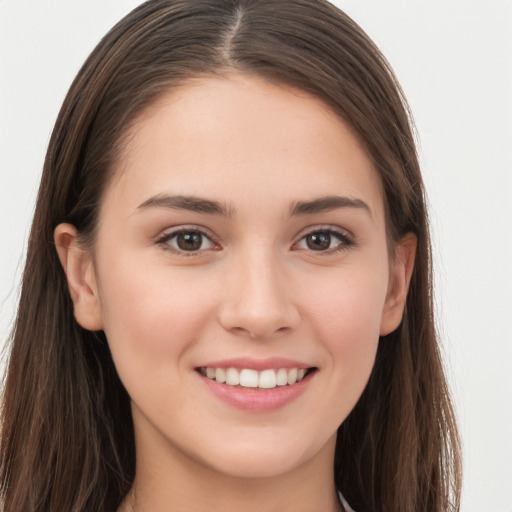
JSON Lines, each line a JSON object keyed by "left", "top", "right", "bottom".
{"left": 105, "top": 73, "right": 384, "bottom": 220}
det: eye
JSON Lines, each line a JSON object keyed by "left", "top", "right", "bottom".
{"left": 157, "top": 229, "right": 216, "bottom": 253}
{"left": 295, "top": 228, "right": 354, "bottom": 253}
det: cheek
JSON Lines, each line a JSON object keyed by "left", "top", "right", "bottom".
{"left": 308, "top": 266, "right": 388, "bottom": 342}
{"left": 306, "top": 269, "right": 387, "bottom": 402}
{"left": 96, "top": 259, "right": 217, "bottom": 382}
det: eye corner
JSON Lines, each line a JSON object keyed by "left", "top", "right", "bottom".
{"left": 292, "top": 226, "right": 356, "bottom": 255}
{"left": 155, "top": 226, "right": 220, "bottom": 255}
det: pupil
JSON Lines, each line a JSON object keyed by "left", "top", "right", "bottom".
{"left": 177, "top": 232, "right": 202, "bottom": 251}
{"left": 307, "top": 232, "right": 330, "bottom": 250}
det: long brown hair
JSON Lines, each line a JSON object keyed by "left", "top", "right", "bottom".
{"left": 1, "top": 1, "right": 461, "bottom": 510}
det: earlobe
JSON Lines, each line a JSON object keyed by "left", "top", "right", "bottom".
{"left": 380, "top": 233, "right": 417, "bottom": 336}
{"left": 54, "top": 223, "right": 104, "bottom": 331}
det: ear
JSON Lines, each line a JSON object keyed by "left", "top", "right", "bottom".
{"left": 380, "top": 233, "right": 417, "bottom": 336}
{"left": 54, "top": 223, "right": 104, "bottom": 331}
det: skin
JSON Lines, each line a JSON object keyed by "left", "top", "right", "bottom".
{"left": 55, "top": 74, "right": 415, "bottom": 512}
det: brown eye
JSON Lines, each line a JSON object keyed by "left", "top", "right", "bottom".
{"left": 305, "top": 232, "right": 331, "bottom": 251}
{"left": 295, "top": 228, "right": 354, "bottom": 253}
{"left": 159, "top": 229, "right": 215, "bottom": 253}
{"left": 176, "top": 231, "right": 203, "bottom": 251}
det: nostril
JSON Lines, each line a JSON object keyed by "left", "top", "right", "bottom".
{"left": 217, "top": 285, "right": 300, "bottom": 339}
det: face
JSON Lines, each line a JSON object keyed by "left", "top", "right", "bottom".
{"left": 58, "top": 74, "right": 413, "bottom": 481}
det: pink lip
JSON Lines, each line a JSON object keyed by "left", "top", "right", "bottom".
{"left": 196, "top": 367, "right": 316, "bottom": 412}
{"left": 197, "top": 357, "right": 312, "bottom": 371}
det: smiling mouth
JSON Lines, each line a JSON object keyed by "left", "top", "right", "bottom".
{"left": 197, "top": 367, "right": 317, "bottom": 390}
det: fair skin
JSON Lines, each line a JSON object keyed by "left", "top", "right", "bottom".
{"left": 55, "top": 74, "right": 415, "bottom": 512}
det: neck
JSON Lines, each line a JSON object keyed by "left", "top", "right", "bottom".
{"left": 119, "top": 435, "right": 342, "bottom": 512}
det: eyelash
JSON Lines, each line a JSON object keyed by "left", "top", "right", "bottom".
{"left": 155, "top": 226, "right": 355, "bottom": 256}
{"left": 155, "top": 227, "right": 219, "bottom": 256}
{"left": 293, "top": 227, "right": 355, "bottom": 255}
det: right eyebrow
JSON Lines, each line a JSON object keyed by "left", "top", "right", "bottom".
{"left": 289, "top": 195, "right": 372, "bottom": 218}
{"left": 136, "top": 194, "right": 234, "bottom": 216}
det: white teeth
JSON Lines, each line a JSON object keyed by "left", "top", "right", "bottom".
{"left": 202, "top": 366, "right": 310, "bottom": 388}
{"left": 276, "top": 368, "right": 288, "bottom": 386}
{"left": 259, "top": 369, "right": 277, "bottom": 388}
{"left": 239, "top": 369, "right": 259, "bottom": 388}
{"left": 215, "top": 368, "right": 226, "bottom": 383}
{"left": 226, "top": 367, "right": 240, "bottom": 386}
{"left": 287, "top": 368, "right": 298, "bottom": 385}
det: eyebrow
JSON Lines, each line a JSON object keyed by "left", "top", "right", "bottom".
{"left": 289, "top": 195, "right": 372, "bottom": 217}
{"left": 136, "top": 193, "right": 371, "bottom": 218}
{"left": 136, "top": 194, "right": 233, "bottom": 216}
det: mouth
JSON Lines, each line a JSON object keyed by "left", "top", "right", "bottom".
{"left": 196, "top": 366, "right": 317, "bottom": 390}
{"left": 195, "top": 358, "right": 318, "bottom": 411}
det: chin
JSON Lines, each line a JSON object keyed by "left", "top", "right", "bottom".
{"left": 194, "top": 432, "right": 335, "bottom": 480}
{"left": 206, "top": 452, "right": 307, "bottom": 479}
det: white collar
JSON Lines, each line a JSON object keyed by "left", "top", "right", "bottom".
{"left": 338, "top": 491, "right": 356, "bottom": 512}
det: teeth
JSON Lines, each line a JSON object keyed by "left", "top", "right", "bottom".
{"left": 276, "top": 368, "right": 288, "bottom": 386}
{"left": 287, "top": 368, "right": 298, "bottom": 385}
{"left": 202, "top": 367, "right": 310, "bottom": 389}
{"left": 259, "top": 369, "right": 276, "bottom": 388}
{"left": 240, "top": 369, "right": 258, "bottom": 388}
{"left": 225, "top": 367, "right": 240, "bottom": 386}
{"left": 215, "top": 368, "right": 226, "bottom": 383}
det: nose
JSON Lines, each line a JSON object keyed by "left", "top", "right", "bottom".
{"left": 217, "top": 249, "right": 300, "bottom": 339}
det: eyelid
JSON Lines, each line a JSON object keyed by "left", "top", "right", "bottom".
{"left": 292, "top": 225, "right": 355, "bottom": 254}
{"left": 153, "top": 224, "right": 355, "bottom": 256}
{"left": 155, "top": 225, "right": 220, "bottom": 255}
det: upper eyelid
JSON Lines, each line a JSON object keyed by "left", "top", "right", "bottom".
{"left": 154, "top": 224, "right": 354, "bottom": 249}
{"left": 154, "top": 227, "right": 220, "bottom": 256}
{"left": 291, "top": 226, "right": 355, "bottom": 253}
{"left": 155, "top": 225, "right": 217, "bottom": 243}
{"left": 293, "top": 224, "right": 354, "bottom": 241}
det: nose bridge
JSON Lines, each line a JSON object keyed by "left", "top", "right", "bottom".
{"left": 218, "top": 242, "right": 299, "bottom": 338}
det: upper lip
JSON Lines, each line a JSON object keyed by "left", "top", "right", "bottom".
{"left": 196, "top": 357, "right": 314, "bottom": 371}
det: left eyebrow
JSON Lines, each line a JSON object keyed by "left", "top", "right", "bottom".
{"left": 136, "top": 194, "right": 234, "bottom": 216}
{"left": 289, "top": 195, "right": 372, "bottom": 218}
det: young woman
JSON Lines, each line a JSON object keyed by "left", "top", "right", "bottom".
{"left": 0, "top": 1, "right": 462, "bottom": 511}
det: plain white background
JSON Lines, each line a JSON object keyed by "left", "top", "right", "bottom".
{"left": 0, "top": 1, "right": 511, "bottom": 510}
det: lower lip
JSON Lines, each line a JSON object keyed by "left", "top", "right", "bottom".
{"left": 198, "top": 371, "right": 314, "bottom": 412}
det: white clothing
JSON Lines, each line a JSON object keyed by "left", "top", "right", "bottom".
{"left": 339, "top": 491, "right": 356, "bottom": 512}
